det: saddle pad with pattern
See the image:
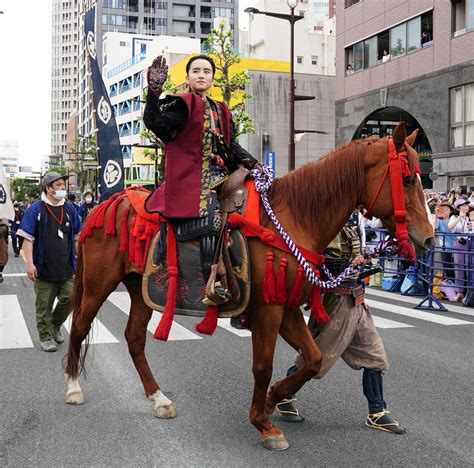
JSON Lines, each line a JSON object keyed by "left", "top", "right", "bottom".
{"left": 142, "top": 229, "right": 251, "bottom": 318}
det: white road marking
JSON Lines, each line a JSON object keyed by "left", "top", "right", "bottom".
{"left": 108, "top": 292, "right": 202, "bottom": 341}
{"left": 217, "top": 318, "right": 251, "bottom": 337}
{"left": 371, "top": 315, "right": 414, "bottom": 329}
{"left": 365, "top": 299, "right": 474, "bottom": 326}
{"left": 366, "top": 287, "right": 474, "bottom": 317}
{"left": 0, "top": 295, "right": 34, "bottom": 349}
{"left": 63, "top": 314, "right": 120, "bottom": 344}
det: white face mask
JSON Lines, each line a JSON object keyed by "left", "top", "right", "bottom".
{"left": 85, "top": 197, "right": 93, "bottom": 204}
{"left": 52, "top": 189, "right": 67, "bottom": 201}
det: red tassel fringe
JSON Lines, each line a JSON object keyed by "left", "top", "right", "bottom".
{"left": 105, "top": 197, "right": 123, "bottom": 237}
{"left": 195, "top": 304, "right": 219, "bottom": 335}
{"left": 154, "top": 224, "right": 178, "bottom": 341}
{"left": 287, "top": 265, "right": 304, "bottom": 308}
{"left": 309, "top": 283, "right": 331, "bottom": 325}
{"left": 275, "top": 256, "right": 288, "bottom": 304}
{"left": 136, "top": 224, "right": 145, "bottom": 270}
{"left": 263, "top": 251, "right": 276, "bottom": 304}
{"left": 119, "top": 207, "right": 130, "bottom": 253}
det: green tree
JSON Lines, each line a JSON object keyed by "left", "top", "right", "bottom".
{"left": 68, "top": 136, "right": 98, "bottom": 194}
{"left": 203, "top": 22, "right": 256, "bottom": 139}
{"left": 11, "top": 178, "right": 41, "bottom": 202}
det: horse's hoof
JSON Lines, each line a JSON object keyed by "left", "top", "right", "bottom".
{"left": 261, "top": 434, "right": 289, "bottom": 451}
{"left": 65, "top": 391, "right": 85, "bottom": 405}
{"left": 154, "top": 404, "right": 177, "bottom": 419}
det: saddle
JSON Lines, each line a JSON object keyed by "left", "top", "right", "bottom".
{"left": 142, "top": 168, "right": 251, "bottom": 317}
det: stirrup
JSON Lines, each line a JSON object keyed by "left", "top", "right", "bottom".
{"left": 276, "top": 398, "right": 305, "bottom": 423}
{"left": 366, "top": 410, "right": 406, "bottom": 434}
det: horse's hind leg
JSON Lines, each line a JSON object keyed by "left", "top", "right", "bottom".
{"left": 123, "top": 280, "right": 176, "bottom": 419}
{"left": 266, "top": 308, "right": 322, "bottom": 412}
{"left": 249, "top": 304, "right": 289, "bottom": 450}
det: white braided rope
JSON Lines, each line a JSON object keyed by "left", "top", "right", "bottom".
{"left": 251, "top": 165, "right": 359, "bottom": 289}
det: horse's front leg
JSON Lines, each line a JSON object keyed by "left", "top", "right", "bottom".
{"left": 266, "top": 308, "right": 322, "bottom": 412}
{"left": 124, "top": 280, "right": 176, "bottom": 419}
{"left": 249, "top": 304, "right": 289, "bottom": 450}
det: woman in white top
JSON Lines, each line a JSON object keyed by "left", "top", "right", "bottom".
{"left": 448, "top": 199, "right": 472, "bottom": 301}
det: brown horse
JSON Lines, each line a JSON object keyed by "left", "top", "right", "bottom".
{"left": 63, "top": 123, "right": 434, "bottom": 450}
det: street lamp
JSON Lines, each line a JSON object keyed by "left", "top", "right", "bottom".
{"left": 245, "top": 3, "right": 314, "bottom": 172}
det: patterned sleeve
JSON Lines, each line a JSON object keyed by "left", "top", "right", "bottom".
{"left": 143, "top": 92, "right": 188, "bottom": 143}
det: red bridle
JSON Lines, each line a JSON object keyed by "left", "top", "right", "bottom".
{"left": 365, "top": 138, "right": 421, "bottom": 263}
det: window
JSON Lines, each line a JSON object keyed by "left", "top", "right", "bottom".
{"left": 364, "top": 36, "right": 378, "bottom": 68}
{"left": 156, "top": 17, "right": 167, "bottom": 26}
{"left": 345, "top": 0, "right": 359, "bottom": 7}
{"left": 450, "top": 84, "right": 474, "bottom": 149}
{"left": 452, "top": 0, "right": 474, "bottom": 35}
{"left": 407, "top": 16, "right": 421, "bottom": 52}
{"left": 353, "top": 41, "right": 364, "bottom": 71}
{"left": 311, "top": 55, "right": 318, "bottom": 65}
{"left": 297, "top": 56, "right": 303, "bottom": 64}
{"left": 390, "top": 23, "right": 406, "bottom": 58}
{"left": 299, "top": 10, "right": 305, "bottom": 17}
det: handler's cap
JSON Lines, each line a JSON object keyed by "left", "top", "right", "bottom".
{"left": 453, "top": 198, "right": 470, "bottom": 209}
{"left": 42, "top": 172, "right": 69, "bottom": 189}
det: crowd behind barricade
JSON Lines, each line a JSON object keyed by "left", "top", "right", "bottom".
{"left": 361, "top": 186, "right": 474, "bottom": 309}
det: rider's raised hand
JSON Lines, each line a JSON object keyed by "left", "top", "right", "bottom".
{"left": 147, "top": 55, "right": 168, "bottom": 97}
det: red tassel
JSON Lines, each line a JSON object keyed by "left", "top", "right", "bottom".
{"left": 128, "top": 216, "right": 137, "bottom": 263}
{"left": 195, "top": 304, "right": 219, "bottom": 335}
{"left": 263, "top": 251, "right": 276, "bottom": 304}
{"left": 144, "top": 226, "right": 154, "bottom": 258}
{"left": 275, "top": 256, "right": 288, "bottom": 304}
{"left": 135, "top": 224, "right": 145, "bottom": 270}
{"left": 398, "top": 239, "right": 417, "bottom": 265}
{"left": 309, "top": 284, "right": 331, "bottom": 324}
{"left": 119, "top": 206, "right": 130, "bottom": 253}
{"left": 154, "top": 224, "right": 178, "bottom": 341}
{"left": 153, "top": 267, "right": 178, "bottom": 340}
{"left": 287, "top": 264, "right": 304, "bottom": 308}
{"left": 105, "top": 197, "right": 123, "bottom": 237}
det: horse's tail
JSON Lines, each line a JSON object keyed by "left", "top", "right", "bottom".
{"left": 62, "top": 242, "right": 91, "bottom": 379}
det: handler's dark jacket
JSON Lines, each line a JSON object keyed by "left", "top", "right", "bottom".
{"left": 143, "top": 91, "right": 258, "bottom": 219}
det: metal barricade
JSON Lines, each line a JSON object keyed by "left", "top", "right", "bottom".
{"left": 364, "top": 227, "right": 474, "bottom": 311}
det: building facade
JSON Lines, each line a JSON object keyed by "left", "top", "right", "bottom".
{"left": 244, "top": 70, "right": 335, "bottom": 176}
{"left": 336, "top": 0, "right": 474, "bottom": 191}
{"left": 51, "top": 0, "right": 79, "bottom": 158}
{"left": 0, "top": 140, "right": 19, "bottom": 179}
{"left": 245, "top": 0, "right": 336, "bottom": 75}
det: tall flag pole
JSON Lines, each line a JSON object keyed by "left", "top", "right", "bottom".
{"left": 84, "top": 5, "right": 124, "bottom": 201}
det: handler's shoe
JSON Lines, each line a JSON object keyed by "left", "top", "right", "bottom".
{"left": 366, "top": 410, "right": 405, "bottom": 434}
{"left": 276, "top": 398, "right": 305, "bottom": 423}
{"left": 53, "top": 328, "right": 64, "bottom": 344}
{"left": 40, "top": 340, "right": 58, "bottom": 352}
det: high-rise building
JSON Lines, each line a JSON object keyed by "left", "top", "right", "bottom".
{"left": 51, "top": 0, "right": 79, "bottom": 158}
{"left": 76, "top": 0, "right": 239, "bottom": 144}
{"left": 307, "top": 0, "right": 336, "bottom": 31}
{"left": 335, "top": 0, "right": 474, "bottom": 191}
{"left": 0, "top": 140, "right": 20, "bottom": 178}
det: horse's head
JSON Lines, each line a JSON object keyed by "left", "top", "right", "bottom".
{"left": 361, "top": 122, "right": 434, "bottom": 257}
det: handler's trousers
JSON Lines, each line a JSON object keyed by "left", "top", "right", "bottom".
{"left": 34, "top": 278, "right": 73, "bottom": 341}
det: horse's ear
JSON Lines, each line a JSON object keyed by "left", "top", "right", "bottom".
{"left": 406, "top": 128, "right": 419, "bottom": 147}
{"left": 392, "top": 122, "right": 407, "bottom": 152}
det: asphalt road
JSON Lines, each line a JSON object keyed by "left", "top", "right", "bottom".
{"left": 1, "top": 249, "right": 473, "bottom": 467}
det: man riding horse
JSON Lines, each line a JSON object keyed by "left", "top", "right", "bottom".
{"left": 143, "top": 54, "right": 259, "bottom": 305}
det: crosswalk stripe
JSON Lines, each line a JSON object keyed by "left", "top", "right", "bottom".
{"left": 371, "top": 315, "right": 414, "bottom": 329}
{"left": 217, "top": 318, "right": 252, "bottom": 337}
{"left": 0, "top": 295, "right": 34, "bottom": 349}
{"left": 108, "top": 292, "right": 202, "bottom": 341}
{"left": 366, "top": 288, "right": 474, "bottom": 317}
{"left": 365, "top": 299, "right": 474, "bottom": 326}
{"left": 63, "top": 314, "right": 120, "bottom": 344}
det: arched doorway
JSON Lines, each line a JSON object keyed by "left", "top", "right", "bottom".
{"left": 353, "top": 107, "right": 433, "bottom": 188}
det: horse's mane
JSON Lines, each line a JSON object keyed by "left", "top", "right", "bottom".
{"left": 268, "top": 138, "right": 377, "bottom": 233}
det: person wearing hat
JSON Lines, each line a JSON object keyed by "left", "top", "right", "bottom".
{"left": 448, "top": 198, "right": 471, "bottom": 302}
{"left": 17, "top": 172, "right": 82, "bottom": 352}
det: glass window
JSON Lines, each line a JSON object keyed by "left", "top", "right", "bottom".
{"left": 364, "top": 36, "right": 378, "bottom": 68}
{"left": 452, "top": 0, "right": 466, "bottom": 35}
{"left": 407, "top": 16, "right": 421, "bottom": 52}
{"left": 421, "top": 11, "right": 433, "bottom": 46}
{"left": 466, "top": 84, "right": 474, "bottom": 145}
{"left": 390, "top": 23, "right": 406, "bottom": 57}
{"left": 297, "top": 56, "right": 303, "bottom": 64}
{"left": 311, "top": 55, "right": 318, "bottom": 65}
{"left": 450, "top": 84, "right": 474, "bottom": 148}
{"left": 468, "top": 0, "right": 474, "bottom": 29}
{"left": 451, "top": 87, "right": 463, "bottom": 124}
{"left": 345, "top": 0, "right": 360, "bottom": 7}
{"left": 353, "top": 41, "right": 364, "bottom": 71}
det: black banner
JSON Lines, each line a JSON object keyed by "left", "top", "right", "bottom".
{"left": 84, "top": 6, "right": 124, "bottom": 200}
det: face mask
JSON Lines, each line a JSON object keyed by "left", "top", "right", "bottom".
{"left": 52, "top": 189, "right": 67, "bottom": 201}
{"left": 85, "top": 197, "right": 93, "bottom": 204}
